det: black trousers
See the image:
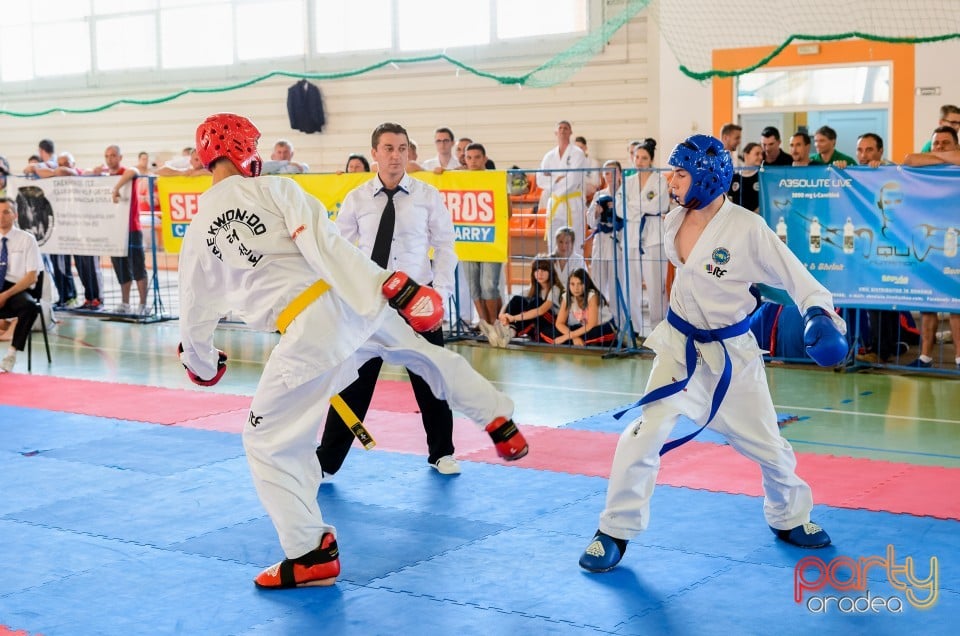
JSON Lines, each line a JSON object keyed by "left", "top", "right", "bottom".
{"left": 0, "top": 281, "right": 40, "bottom": 351}
{"left": 316, "top": 326, "right": 455, "bottom": 474}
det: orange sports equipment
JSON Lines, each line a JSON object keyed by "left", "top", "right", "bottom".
{"left": 254, "top": 532, "right": 341, "bottom": 589}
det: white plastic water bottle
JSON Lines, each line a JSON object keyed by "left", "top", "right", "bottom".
{"left": 809, "top": 217, "right": 821, "bottom": 254}
{"left": 843, "top": 217, "right": 855, "bottom": 254}
{"left": 946, "top": 227, "right": 958, "bottom": 258}
{"left": 776, "top": 217, "right": 788, "bottom": 244}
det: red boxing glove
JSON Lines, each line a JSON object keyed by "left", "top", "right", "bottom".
{"left": 177, "top": 343, "right": 228, "bottom": 387}
{"left": 382, "top": 271, "right": 443, "bottom": 333}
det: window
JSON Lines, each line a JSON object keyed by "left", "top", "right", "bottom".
{"left": 313, "top": 0, "right": 392, "bottom": 55}
{"left": 236, "top": 1, "right": 304, "bottom": 61}
{"left": 497, "top": 0, "right": 588, "bottom": 39}
{"left": 397, "top": 0, "right": 490, "bottom": 50}
{"left": 96, "top": 15, "right": 158, "bottom": 71}
{"left": 161, "top": 3, "right": 233, "bottom": 69}
{"left": 738, "top": 65, "right": 891, "bottom": 110}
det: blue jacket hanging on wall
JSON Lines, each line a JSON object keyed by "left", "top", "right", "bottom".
{"left": 287, "top": 79, "right": 326, "bottom": 133}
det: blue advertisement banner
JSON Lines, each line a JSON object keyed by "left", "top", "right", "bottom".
{"left": 759, "top": 166, "right": 960, "bottom": 311}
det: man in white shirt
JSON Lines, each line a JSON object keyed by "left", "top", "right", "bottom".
{"left": 421, "top": 127, "right": 462, "bottom": 174}
{"left": 537, "top": 120, "right": 588, "bottom": 255}
{"left": 720, "top": 123, "right": 742, "bottom": 167}
{"left": 316, "top": 122, "right": 463, "bottom": 476}
{"left": 261, "top": 139, "right": 310, "bottom": 175}
{"left": 0, "top": 198, "right": 42, "bottom": 373}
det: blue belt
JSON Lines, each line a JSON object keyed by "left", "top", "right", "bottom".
{"left": 614, "top": 308, "right": 751, "bottom": 455}
{"left": 637, "top": 213, "right": 660, "bottom": 255}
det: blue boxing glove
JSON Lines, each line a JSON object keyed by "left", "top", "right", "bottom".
{"left": 802, "top": 307, "right": 848, "bottom": 366}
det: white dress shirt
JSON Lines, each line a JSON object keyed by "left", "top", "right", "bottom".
{"left": 336, "top": 173, "right": 458, "bottom": 299}
{"left": 0, "top": 226, "right": 42, "bottom": 285}
{"left": 420, "top": 156, "right": 461, "bottom": 171}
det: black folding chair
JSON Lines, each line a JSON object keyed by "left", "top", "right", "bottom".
{"left": 26, "top": 270, "right": 52, "bottom": 372}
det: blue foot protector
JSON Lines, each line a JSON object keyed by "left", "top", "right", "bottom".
{"left": 770, "top": 521, "right": 831, "bottom": 548}
{"left": 579, "top": 530, "right": 627, "bottom": 572}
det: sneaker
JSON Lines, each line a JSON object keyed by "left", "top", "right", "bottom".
{"left": 0, "top": 352, "right": 15, "bottom": 373}
{"left": 64, "top": 298, "right": 80, "bottom": 308}
{"left": 494, "top": 322, "right": 515, "bottom": 348}
{"left": 83, "top": 299, "right": 102, "bottom": 311}
{"left": 906, "top": 358, "right": 933, "bottom": 368}
{"left": 771, "top": 522, "right": 831, "bottom": 548}
{"left": 579, "top": 530, "right": 627, "bottom": 573}
{"left": 139, "top": 304, "right": 152, "bottom": 317}
{"left": 254, "top": 532, "right": 340, "bottom": 589}
{"left": 485, "top": 417, "right": 528, "bottom": 461}
{"left": 116, "top": 303, "right": 132, "bottom": 315}
{"left": 431, "top": 455, "right": 462, "bottom": 475}
{"left": 477, "top": 320, "right": 499, "bottom": 346}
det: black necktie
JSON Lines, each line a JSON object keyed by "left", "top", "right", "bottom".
{"left": 0, "top": 237, "right": 8, "bottom": 284}
{"left": 370, "top": 187, "right": 399, "bottom": 268}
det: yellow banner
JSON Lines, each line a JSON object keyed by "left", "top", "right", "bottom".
{"left": 157, "top": 171, "right": 508, "bottom": 262}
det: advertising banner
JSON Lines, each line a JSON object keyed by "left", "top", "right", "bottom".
{"left": 760, "top": 166, "right": 960, "bottom": 311}
{"left": 157, "top": 171, "right": 509, "bottom": 262}
{"left": 7, "top": 175, "right": 132, "bottom": 257}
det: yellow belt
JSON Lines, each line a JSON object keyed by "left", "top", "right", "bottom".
{"left": 547, "top": 190, "right": 582, "bottom": 238}
{"left": 276, "top": 280, "right": 331, "bottom": 334}
{"left": 275, "top": 278, "right": 376, "bottom": 449}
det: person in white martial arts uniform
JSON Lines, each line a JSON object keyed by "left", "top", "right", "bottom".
{"left": 178, "top": 113, "right": 529, "bottom": 590}
{"left": 587, "top": 160, "right": 625, "bottom": 309}
{"left": 537, "top": 120, "right": 588, "bottom": 255}
{"left": 623, "top": 138, "right": 671, "bottom": 337}
{"left": 578, "top": 134, "right": 849, "bottom": 573}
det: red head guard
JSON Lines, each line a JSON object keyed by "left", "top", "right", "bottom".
{"left": 195, "top": 113, "right": 263, "bottom": 177}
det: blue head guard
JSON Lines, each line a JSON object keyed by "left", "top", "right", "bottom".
{"left": 667, "top": 134, "right": 733, "bottom": 210}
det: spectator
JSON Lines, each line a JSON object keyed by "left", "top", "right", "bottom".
{"left": 728, "top": 142, "right": 763, "bottom": 213}
{"left": 537, "top": 120, "right": 588, "bottom": 255}
{"left": 406, "top": 139, "right": 424, "bottom": 172}
{"left": 421, "top": 127, "right": 460, "bottom": 173}
{"left": 106, "top": 145, "right": 150, "bottom": 315}
{"left": 575, "top": 135, "right": 603, "bottom": 200}
{"left": 315, "top": 122, "right": 461, "bottom": 476}
{"left": 154, "top": 149, "right": 211, "bottom": 177}
{"left": 811, "top": 125, "right": 856, "bottom": 166}
{"left": 588, "top": 160, "right": 625, "bottom": 308}
{"left": 0, "top": 197, "right": 42, "bottom": 373}
{"left": 54, "top": 152, "right": 103, "bottom": 310}
{"left": 25, "top": 140, "right": 77, "bottom": 308}
{"left": 260, "top": 139, "right": 309, "bottom": 175}
{"left": 760, "top": 126, "right": 793, "bottom": 166}
{"left": 789, "top": 132, "right": 821, "bottom": 167}
{"left": 624, "top": 138, "right": 670, "bottom": 336}
{"left": 461, "top": 143, "right": 503, "bottom": 330}
{"left": 552, "top": 268, "right": 617, "bottom": 346}
{"left": 343, "top": 154, "right": 370, "bottom": 173}
{"left": 719, "top": 123, "right": 743, "bottom": 167}
{"left": 919, "top": 104, "right": 960, "bottom": 152}
{"left": 903, "top": 126, "right": 960, "bottom": 369}
{"left": 488, "top": 255, "right": 564, "bottom": 347}
{"left": 0, "top": 155, "right": 8, "bottom": 196}
{"left": 135, "top": 151, "right": 153, "bottom": 174}
{"left": 455, "top": 137, "right": 471, "bottom": 169}
{"left": 550, "top": 226, "right": 587, "bottom": 288}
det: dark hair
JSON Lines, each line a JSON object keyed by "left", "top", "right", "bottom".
{"left": 815, "top": 125, "right": 838, "bottom": 141}
{"left": 433, "top": 127, "right": 455, "bottom": 142}
{"left": 565, "top": 268, "right": 606, "bottom": 309}
{"left": 465, "top": 142, "right": 486, "bottom": 156}
{"left": 939, "top": 104, "right": 960, "bottom": 118}
{"left": 345, "top": 153, "right": 370, "bottom": 172}
{"left": 528, "top": 255, "right": 563, "bottom": 300}
{"left": 791, "top": 131, "right": 811, "bottom": 145}
{"left": 742, "top": 142, "right": 761, "bottom": 157}
{"left": 635, "top": 138, "right": 657, "bottom": 160}
{"left": 575, "top": 135, "right": 587, "bottom": 145}
{"left": 372, "top": 122, "right": 409, "bottom": 149}
{"left": 933, "top": 125, "right": 959, "bottom": 145}
{"left": 39, "top": 139, "right": 55, "bottom": 155}
{"left": 760, "top": 126, "right": 781, "bottom": 141}
{"left": 720, "top": 123, "right": 742, "bottom": 136}
{"left": 857, "top": 132, "right": 884, "bottom": 152}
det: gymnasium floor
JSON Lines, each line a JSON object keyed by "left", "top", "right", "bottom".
{"left": 1, "top": 315, "right": 958, "bottom": 635}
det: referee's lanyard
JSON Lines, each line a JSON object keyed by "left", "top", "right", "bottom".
{"left": 614, "top": 309, "right": 751, "bottom": 455}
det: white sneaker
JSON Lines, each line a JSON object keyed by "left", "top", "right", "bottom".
{"left": 0, "top": 352, "right": 16, "bottom": 373}
{"left": 494, "top": 322, "right": 515, "bottom": 348}
{"left": 116, "top": 303, "right": 132, "bottom": 315}
{"left": 431, "top": 455, "right": 462, "bottom": 475}
{"left": 139, "top": 304, "right": 152, "bottom": 317}
{"left": 477, "top": 320, "right": 500, "bottom": 346}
